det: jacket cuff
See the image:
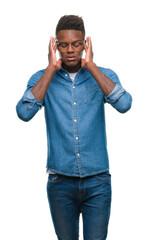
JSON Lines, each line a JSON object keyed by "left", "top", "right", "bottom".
{"left": 104, "top": 84, "right": 125, "bottom": 104}
{"left": 22, "top": 89, "right": 44, "bottom": 109}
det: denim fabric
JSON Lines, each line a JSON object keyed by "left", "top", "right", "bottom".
{"left": 16, "top": 66, "right": 132, "bottom": 177}
{"left": 47, "top": 171, "right": 112, "bottom": 240}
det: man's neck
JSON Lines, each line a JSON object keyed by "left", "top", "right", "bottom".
{"left": 62, "top": 61, "right": 81, "bottom": 73}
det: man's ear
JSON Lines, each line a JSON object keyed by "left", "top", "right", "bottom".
{"left": 83, "top": 39, "right": 88, "bottom": 48}
{"left": 85, "top": 39, "right": 88, "bottom": 48}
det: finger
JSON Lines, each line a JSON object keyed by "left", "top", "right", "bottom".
{"left": 49, "top": 37, "right": 56, "bottom": 54}
{"left": 48, "top": 37, "right": 51, "bottom": 51}
{"left": 53, "top": 37, "right": 57, "bottom": 49}
{"left": 49, "top": 37, "right": 55, "bottom": 49}
{"left": 52, "top": 37, "right": 56, "bottom": 48}
{"left": 86, "top": 36, "right": 93, "bottom": 58}
{"left": 86, "top": 36, "right": 92, "bottom": 49}
{"left": 83, "top": 40, "right": 88, "bottom": 52}
{"left": 49, "top": 37, "right": 53, "bottom": 51}
{"left": 52, "top": 37, "right": 58, "bottom": 53}
{"left": 53, "top": 42, "right": 57, "bottom": 52}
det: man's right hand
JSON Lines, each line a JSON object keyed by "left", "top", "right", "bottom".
{"left": 30, "top": 37, "right": 62, "bottom": 101}
{"left": 48, "top": 37, "right": 62, "bottom": 71}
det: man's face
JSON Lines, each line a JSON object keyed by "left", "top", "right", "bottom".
{"left": 56, "top": 30, "right": 85, "bottom": 69}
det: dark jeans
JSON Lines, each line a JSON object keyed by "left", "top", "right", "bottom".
{"left": 47, "top": 171, "right": 112, "bottom": 240}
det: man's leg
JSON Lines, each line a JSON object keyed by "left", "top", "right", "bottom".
{"left": 46, "top": 174, "right": 81, "bottom": 240}
{"left": 81, "top": 171, "right": 112, "bottom": 240}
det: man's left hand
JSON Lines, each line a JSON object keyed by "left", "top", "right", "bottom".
{"left": 81, "top": 36, "right": 95, "bottom": 70}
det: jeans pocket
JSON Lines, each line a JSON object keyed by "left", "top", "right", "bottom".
{"left": 95, "top": 171, "right": 111, "bottom": 181}
{"left": 48, "top": 174, "right": 63, "bottom": 183}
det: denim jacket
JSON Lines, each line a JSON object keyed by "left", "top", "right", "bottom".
{"left": 16, "top": 66, "right": 132, "bottom": 177}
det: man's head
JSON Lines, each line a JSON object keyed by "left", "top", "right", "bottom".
{"left": 55, "top": 15, "right": 86, "bottom": 72}
{"left": 56, "top": 15, "right": 85, "bottom": 37}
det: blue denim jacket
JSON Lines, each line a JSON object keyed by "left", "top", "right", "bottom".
{"left": 16, "top": 66, "right": 132, "bottom": 177}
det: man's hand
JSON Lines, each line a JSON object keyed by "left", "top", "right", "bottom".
{"left": 48, "top": 37, "right": 62, "bottom": 71}
{"left": 81, "top": 36, "right": 95, "bottom": 70}
{"left": 81, "top": 36, "right": 116, "bottom": 97}
{"left": 30, "top": 37, "right": 62, "bottom": 102}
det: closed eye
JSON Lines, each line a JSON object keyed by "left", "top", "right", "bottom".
{"left": 58, "top": 42, "right": 69, "bottom": 48}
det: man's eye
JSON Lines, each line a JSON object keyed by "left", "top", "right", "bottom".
{"left": 73, "top": 43, "right": 80, "bottom": 47}
{"left": 73, "top": 42, "right": 83, "bottom": 47}
{"left": 60, "top": 43, "right": 68, "bottom": 48}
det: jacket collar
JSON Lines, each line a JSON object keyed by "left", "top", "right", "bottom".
{"left": 56, "top": 66, "right": 86, "bottom": 85}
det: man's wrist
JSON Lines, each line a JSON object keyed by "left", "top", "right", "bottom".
{"left": 85, "top": 62, "right": 97, "bottom": 73}
{"left": 46, "top": 64, "right": 58, "bottom": 75}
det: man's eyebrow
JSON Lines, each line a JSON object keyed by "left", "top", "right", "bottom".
{"left": 56, "top": 39, "right": 84, "bottom": 43}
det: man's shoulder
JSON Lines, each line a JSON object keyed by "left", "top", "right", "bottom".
{"left": 97, "top": 66, "right": 120, "bottom": 84}
{"left": 33, "top": 68, "right": 46, "bottom": 78}
{"left": 30, "top": 68, "right": 46, "bottom": 80}
{"left": 97, "top": 66, "right": 116, "bottom": 76}
{"left": 27, "top": 69, "right": 46, "bottom": 86}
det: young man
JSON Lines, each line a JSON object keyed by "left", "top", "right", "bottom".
{"left": 16, "top": 15, "right": 132, "bottom": 240}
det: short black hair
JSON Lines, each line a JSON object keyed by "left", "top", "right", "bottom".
{"left": 56, "top": 15, "right": 85, "bottom": 37}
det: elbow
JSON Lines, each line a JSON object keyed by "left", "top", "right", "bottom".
{"left": 118, "top": 100, "right": 132, "bottom": 113}
{"left": 16, "top": 100, "right": 36, "bottom": 122}
{"left": 112, "top": 92, "right": 132, "bottom": 113}
{"left": 16, "top": 104, "right": 32, "bottom": 122}
{"left": 16, "top": 112, "right": 32, "bottom": 122}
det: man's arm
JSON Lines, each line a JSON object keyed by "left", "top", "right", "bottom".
{"left": 81, "top": 37, "right": 132, "bottom": 113}
{"left": 84, "top": 62, "right": 116, "bottom": 97}
{"left": 16, "top": 37, "right": 62, "bottom": 121}
{"left": 31, "top": 37, "right": 62, "bottom": 101}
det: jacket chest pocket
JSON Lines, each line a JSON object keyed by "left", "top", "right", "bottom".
{"left": 82, "top": 84, "right": 102, "bottom": 106}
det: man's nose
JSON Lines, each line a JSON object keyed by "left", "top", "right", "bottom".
{"left": 67, "top": 44, "right": 74, "bottom": 52}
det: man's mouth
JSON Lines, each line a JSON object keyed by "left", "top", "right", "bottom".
{"left": 66, "top": 56, "right": 76, "bottom": 61}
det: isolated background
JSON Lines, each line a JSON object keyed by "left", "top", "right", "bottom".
{"left": 0, "top": 0, "right": 148, "bottom": 239}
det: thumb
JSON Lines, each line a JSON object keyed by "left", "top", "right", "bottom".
{"left": 81, "top": 58, "right": 85, "bottom": 68}
{"left": 58, "top": 58, "right": 62, "bottom": 65}
{"left": 57, "top": 58, "right": 62, "bottom": 69}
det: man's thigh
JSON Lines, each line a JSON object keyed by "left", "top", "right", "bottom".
{"left": 47, "top": 174, "right": 81, "bottom": 240}
{"left": 81, "top": 171, "right": 112, "bottom": 240}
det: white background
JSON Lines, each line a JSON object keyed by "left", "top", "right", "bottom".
{"left": 0, "top": 0, "right": 148, "bottom": 239}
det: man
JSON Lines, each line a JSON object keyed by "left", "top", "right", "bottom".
{"left": 16, "top": 15, "right": 132, "bottom": 240}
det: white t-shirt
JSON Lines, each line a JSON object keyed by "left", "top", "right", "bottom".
{"left": 69, "top": 72, "right": 77, "bottom": 82}
{"left": 47, "top": 71, "right": 78, "bottom": 175}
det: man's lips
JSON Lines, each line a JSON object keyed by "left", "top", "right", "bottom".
{"left": 66, "top": 56, "right": 76, "bottom": 61}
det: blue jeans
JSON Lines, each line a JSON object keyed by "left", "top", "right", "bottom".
{"left": 46, "top": 171, "right": 112, "bottom": 240}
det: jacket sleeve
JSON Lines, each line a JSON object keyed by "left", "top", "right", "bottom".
{"left": 16, "top": 71, "right": 44, "bottom": 122}
{"left": 104, "top": 69, "right": 132, "bottom": 113}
